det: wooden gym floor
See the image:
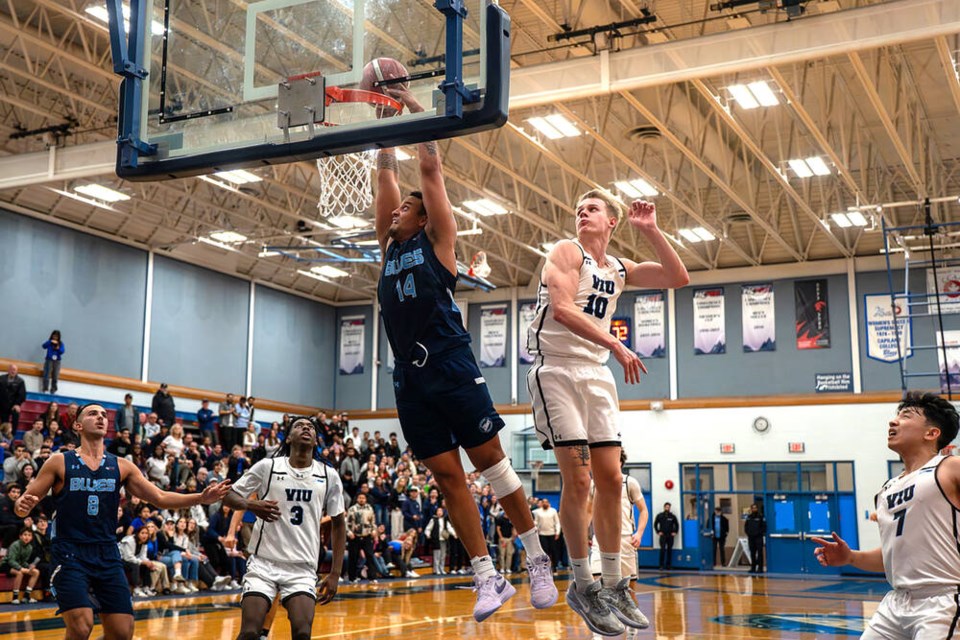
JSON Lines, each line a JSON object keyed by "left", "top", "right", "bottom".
{"left": 0, "top": 571, "right": 887, "bottom": 639}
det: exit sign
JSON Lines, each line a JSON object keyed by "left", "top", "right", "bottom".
{"left": 720, "top": 443, "right": 735, "bottom": 454}
{"left": 788, "top": 442, "right": 806, "bottom": 453}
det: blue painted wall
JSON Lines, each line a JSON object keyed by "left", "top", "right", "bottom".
{"left": 335, "top": 305, "right": 374, "bottom": 409}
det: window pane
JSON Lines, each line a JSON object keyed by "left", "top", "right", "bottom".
{"left": 627, "top": 465, "right": 652, "bottom": 492}
{"left": 734, "top": 463, "right": 762, "bottom": 492}
{"left": 836, "top": 462, "right": 854, "bottom": 492}
{"left": 801, "top": 463, "right": 828, "bottom": 491}
{"left": 765, "top": 463, "right": 798, "bottom": 491}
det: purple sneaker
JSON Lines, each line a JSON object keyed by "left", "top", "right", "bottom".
{"left": 473, "top": 574, "right": 516, "bottom": 622}
{"left": 526, "top": 553, "right": 558, "bottom": 609}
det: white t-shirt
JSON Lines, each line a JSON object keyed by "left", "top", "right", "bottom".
{"left": 231, "top": 457, "right": 345, "bottom": 565}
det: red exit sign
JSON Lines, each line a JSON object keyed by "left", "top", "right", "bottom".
{"left": 720, "top": 443, "right": 735, "bottom": 454}
{"left": 788, "top": 442, "right": 806, "bottom": 453}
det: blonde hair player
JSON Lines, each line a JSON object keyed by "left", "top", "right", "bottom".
{"left": 527, "top": 192, "right": 688, "bottom": 636}
{"left": 813, "top": 391, "right": 960, "bottom": 640}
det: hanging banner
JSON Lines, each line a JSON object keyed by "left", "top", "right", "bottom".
{"left": 865, "top": 294, "right": 913, "bottom": 362}
{"left": 339, "top": 316, "right": 365, "bottom": 375}
{"left": 938, "top": 331, "right": 960, "bottom": 393}
{"left": 926, "top": 267, "right": 960, "bottom": 315}
{"left": 518, "top": 302, "right": 538, "bottom": 365}
{"left": 742, "top": 284, "right": 776, "bottom": 352}
{"left": 795, "top": 279, "right": 831, "bottom": 349}
{"left": 634, "top": 293, "right": 666, "bottom": 358}
{"left": 480, "top": 305, "right": 508, "bottom": 367}
{"left": 693, "top": 288, "right": 726, "bottom": 355}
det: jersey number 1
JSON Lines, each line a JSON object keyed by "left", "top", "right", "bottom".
{"left": 395, "top": 273, "right": 417, "bottom": 302}
{"left": 893, "top": 508, "right": 907, "bottom": 536}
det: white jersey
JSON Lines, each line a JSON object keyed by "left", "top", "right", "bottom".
{"left": 231, "top": 457, "right": 345, "bottom": 566}
{"left": 528, "top": 239, "right": 627, "bottom": 365}
{"left": 876, "top": 454, "right": 960, "bottom": 590}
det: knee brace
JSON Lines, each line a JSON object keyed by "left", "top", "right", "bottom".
{"left": 482, "top": 456, "right": 522, "bottom": 498}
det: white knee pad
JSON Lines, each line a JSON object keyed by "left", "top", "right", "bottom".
{"left": 482, "top": 457, "right": 522, "bottom": 498}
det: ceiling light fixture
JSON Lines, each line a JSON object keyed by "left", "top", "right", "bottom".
{"left": 527, "top": 114, "right": 580, "bottom": 139}
{"left": 457, "top": 228, "right": 483, "bottom": 237}
{"left": 214, "top": 169, "right": 262, "bottom": 184}
{"left": 209, "top": 230, "right": 248, "bottom": 243}
{"left": 328, "top": 215, "right": 370, "bottom": 229}
{"left": 198, "top": 237, "right": 241, "bottom": 252}
{"left": 74, "top": 184, "right": 130, "bottom": 202}
{"left": 311, "top": 265, "right": 349, "bottom": 278}
{"left": 830, "top": 211, "right": 870, "bottom": 228}
{"left": 84, "top": 5, "right": 165, "bottom": 37}
{"left": 788, "top": 156, "right": 831, "bottom": 178}
{"left": 614, "top": 178, "right": 659, "bottom": 198}
{"left": 678, "top": 227, "right": 716, "bottom": 242}
{"left": 463, "top": 199, "right": 508, "bottom": 216}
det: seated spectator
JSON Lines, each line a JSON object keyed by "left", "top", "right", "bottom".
{"left": 241, "top": 423, "right": 257, "bottom": 453}
{"left": 145, "top": 445, "right": 172, "bottom": 489}
{"left": 226, "top": 446, "right": 250, "bottom": 483}
{"left": 59, "top": 421, "right": 80, "bottom": 449}
{"left": 163, "top": 424, "right": 185, "bottom": 458}
{"left": 0, "top": 422, "right": 13, "bottom": 452}
{"left": 264, "top": 424, "right": 281, "bottom": 458}
{"left": 203, "top": 503, "right": 243, "bottom": 589}
{"left": 108, "top": 428, "right": 134, "bottom": 460}
{"left": 6, "top": 528, "right": 40, "bottom": 604}
{"left": 173, "top": 516, "right": 226, "bottom": 591}
{"left": 142, "top": 412, "right": 162, "bottom": 443}
{"left": 158, "top": 518, "right": 197, "bottom": 594}
{"left": 23, "top": 420, "right": 45, "bottom": 456}
{"left": 40, "top": 402, "right": 59, "bottom": 430}
{"left": 250, "top": 434, "right": 267, "bottom": 465}
{"left": 120, "top": 525, "right": 166, "bottom": 598}
{"left": 15, "top": 463, "right": 35, "bottom": 493}
{"left": 143, "top": 521, "right": 171, "bottom": 594}
{"left": 59, "top": 402, "right": 79, "bottom": 432}
{"left": 3, "top": 443, "right": 27, "bottom": 484}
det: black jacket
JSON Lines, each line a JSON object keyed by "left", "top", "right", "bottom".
{"left": 0, "top": 374, "right": 26, "bottom": 408}
{"left": 745, "top": 512, "right": 767, "bottom": 538}
{"left": 654, "top": 511, "right": 679, "bottom": 536}
{"left": 152, "top": 391, "right": 176, "bottom": 426}
{"left": 712, "top": 514, "right": 730, "bottom": 539}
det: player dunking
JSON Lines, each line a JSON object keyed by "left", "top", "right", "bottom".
{"left": 14, "top": 404, "right": 231, "bottom": 640}
{"left": 528, "top": 192, "right": 688, "bottom": 636}
{"left": 224, "top": 418, "right": 346, "bottom": 640}
{"left": 375, "top": 87, "right": 557, "bottom": 622}
{"left": 813, "top": 392, "right": 960, "bottom": 640}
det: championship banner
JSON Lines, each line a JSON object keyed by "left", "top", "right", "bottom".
{"left": 693, "top": 288, "right": 726, "bottom": 355}
{"left": 480, "top": 305, "right": 508, "bottom": 368}
{"left": 865, "top": 294, "right": 912, "bottom": 362}
{"left": 795, "top": 279, "right": 830, "bottom": 349}
{"left": 518, "top": 302, "right": 538, "bottom": 365}
{"left": 338, "top": 316, "right": 365, "bottom": 375}
{"left": 742, "top": 284, "right": 776, "bottom": 352}
{"left": 634, "top": 293, "right": 665, "bottom": 358}
{"left": 927, "top": 267, "right": 960, "bottom": 314}
{"left": 938, "top": 331, "right": 960, "bottom": 393}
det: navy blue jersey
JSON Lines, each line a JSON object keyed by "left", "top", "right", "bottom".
{"left": 51, "top": 450, "right": 122, "bottom": 545}
{"left": 378, "top": 231, "right": 470, "bottom": 363}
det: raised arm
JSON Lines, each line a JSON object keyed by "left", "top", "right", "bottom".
{"left": 14, "top": 453, "right": 63, "bottom": 517}
{"left": 375, "top": 149, "right": 403, "bottom": 253}
{"left": 620, "top": 200, "right": 690, "bottom": 290}
{"left": 543, "top": 241, "right": 646, "bottom": 383}
{"left": 120, "top": 457, "right": 231, "bottom": 510}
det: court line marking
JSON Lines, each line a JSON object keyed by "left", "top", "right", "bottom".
{"left": 310, "top": 605, "right": 541, "bottom": 638}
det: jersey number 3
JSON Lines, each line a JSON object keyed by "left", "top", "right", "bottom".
{"left": 893, "top": 508, "right": 908, "bottom": 536}
{"left": 395, "top": 273, "right": 417, "bottom": 302}
{"left": 291, "top": 505, "right": 304, "bottom": 526}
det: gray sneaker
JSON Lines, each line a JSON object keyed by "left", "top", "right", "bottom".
{"left": 599, "top": 578, "right": 650, "bottom": 629}
{"left": 565, "top": 581, "right": 626, "bottom": 637}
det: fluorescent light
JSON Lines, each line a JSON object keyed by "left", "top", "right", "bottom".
{"left": 788, "top": 158, "right": 814, "bottom": 178}
{"left": 311, "top": 265, "right": 349, "bottom": 278}
{"left": 463, "top": 199, "right": 508, "bottom": 216}
{"left": 353, "top": 239, "right": 380, "bottom": 247}
{"left": 846, "top": 210, "right": 868, "bottom": 226}
{"left": 84, "top": 5, "right": 164, "bottom": 37}
{"left": 544, "top": 114, "right": 580, "bottom": 137}
{"left": 805, "top": 156, "right": 831, "bottom": 176}
{"left": 692, "top": 227, "right": 716, "bottom": 241}
{"left": 830, "top": 213, "right": 852, "bottom": 228}
{"left": 748, "top": 81, "right": 779, "bottom": 107}
{"left": 214, "top": 169, "right": 262, "bottom": 184}
{"left": 527, "top": 117, "right": 564, "bottom": 140}
{"left": 395, "top": 148, "right": 414, "bottom": 161}
{"left": 209, "top": 230, "right": 248, "bottom": 243}
{"left": 615, "top": 178, "right": 658, "bottom": 198}
{"left": 457, "top": 228, "right": 483, "bottom": 237}
{"left": 48, "top": 188, "right": 119, "bottom": 212}
{"left": 258, "top": 249, "right": 281, "bottom": 257}
{"left": 74, "top": 184, "right": 130, "bottom": 202}
{"left": 678, "top": 228, "right": 703, "bottom": 243}
{"left": 198, "top": 237, "right": 241, "bottom": 252}
{"left": 328, "top": 215, "right": 369, "bottom": 229}
{"left": 728, "top": 84, "right": 759, "bottom": 109}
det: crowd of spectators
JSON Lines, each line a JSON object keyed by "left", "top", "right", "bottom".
{"left": 0, "top": 389, "right": 556, "bottom": 603}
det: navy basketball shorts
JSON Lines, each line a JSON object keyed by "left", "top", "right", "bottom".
{"left": 51, "top": 541, "right": 134, "bottom": 616}
{"left": 393, "top": 346, "right": 505, "bottom": 460}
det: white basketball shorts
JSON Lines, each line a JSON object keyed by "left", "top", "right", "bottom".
{"left": 861, "top": 587, "right": 960, "bottom": 640}
{"left": 242, "top": 554, "right": 317, "bottom": 604}
{"left": 527, "top": 356, "right": 621, "bottom": 450}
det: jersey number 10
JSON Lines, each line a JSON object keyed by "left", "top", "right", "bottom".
{"left": 583, "top": 294, "right": 609, "bottom": 319}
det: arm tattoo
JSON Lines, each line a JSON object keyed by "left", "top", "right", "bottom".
{"left": 575, "top": 445, "right": 590, "bottom": 467}
{"left": 377, "top": 152, "right": 399, "bottom": 172}
{"left": 423, "top": 141, "right": 438, "bottom": 157}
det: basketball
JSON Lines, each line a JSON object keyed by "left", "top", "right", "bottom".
{"left": 359, "top": 58, "right": 408, "bottom": 117}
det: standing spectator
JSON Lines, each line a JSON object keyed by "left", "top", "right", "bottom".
{"left": 425, "top": 506, "right": 454, "bottom": 575}
{"left": 23, "top": 420, "right": 46, "bottom": 456}
{"left": 115, "top": 393, "right": 141, "bottom": 434}
{"left": 340, "top": 445, "right": 361, "bottom": 483}
{"left": 712, "top": 507, "right": 729, "bottom": 567}
{"left": 152, "top": 383, "right": 176, "bottom": 428}
{"left": 533, "top": 498, "right": 561, "bottom": 570}
{"left": 401, "top": 486, "right": 424, "bottom": 534}
{"left": 0, "top": 364, "right": 26, "bottom": 430}
{"left": 654, "top": 503, "right": 679, "bottom": 571}
{"left": 7, "top": 528, "right": 41, "bottom": 604}
{"left": 346, "top": 492, "right": 382, "bottom": 582}
{"left": 196, "top": 400, "right": 217, "bottom": 446}
{"left": 41, "top": 330, "right": 64, "bottom": 394}
{"left": 745, "top": 503, "right": 767, "bottom": 574}
{"left": 246, "top": 396, "right": 257, "bottom": 430}
{"left": 496, "top": 511, "right": 516, "bottom": 575}
{"left": 218, "top": 394, "right": 238, "bottom": 450}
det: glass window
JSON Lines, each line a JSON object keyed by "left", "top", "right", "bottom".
{"left": 836, "top": 462, "right": 854, "bottom": 492}
{"left": 889, "top": 460, "right": 905, "bottom": 479}
{"left": 682, "top": 465, "right": 699, "bottom": 492}
{"left": 765, "top": 463, "right": 799, "bottom": 491}
{"left": 801, "top": 463, "right": 829, "bottom": 491}
{"left": 734, "top": 463, "right": 762, "bottom": 492}
{"left": 626, "top": 465, "right": 652, "bottom": 492}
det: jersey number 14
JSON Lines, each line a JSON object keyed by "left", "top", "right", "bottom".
{"left": 395, "top": 274, "right": 417, "bottom": 302}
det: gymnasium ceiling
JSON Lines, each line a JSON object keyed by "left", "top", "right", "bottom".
{"left": 1, "top": 0, "right": 960, "bottom": 303}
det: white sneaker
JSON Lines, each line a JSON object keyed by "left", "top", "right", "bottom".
{"left": 145, "top": 587, "right": 158, "bottom": 596}
{"left": 10, "top": 598, "right": 20, "bottom": 605}
{"left": 228, "top": 579, "right": 241, "bottom": 590}
{"left": 173, "top": 572, "right": 185, "bottom": 582}
{"left": 133, "top": 587, "right": 148, "bottom": 598}
{"left": 186, "top": 583, "right": 199, "bottom": 593}
{"left": 212, "top": 576, "right": 231, "bottom": 591}
{"left": 173, "top": 583, "right": 189, "bottom": 595}
{"left": 404, "top": 571, "right": 419, "bottom": 578}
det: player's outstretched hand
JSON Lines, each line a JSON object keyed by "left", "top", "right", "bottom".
{"left": 199, "top": 480, "right": 232, "bottom": 505}
{"left": 627, "top": 200, "right": 658, "bottom": 232}
{"left": 810, "top": 531, "right": 852, "bottom": 567}
{"left": 384, "top": 85, "right": 423, "bottom": 114}
{"left": 14, "top": 493, "right": 39, "bottom": 517}
{"left": 613, "top": 342, "right": 647, "bottom": 384}
{"left": 317, "top": 573, "right": 339, "bottom": 605}
{"left": 248, "top": 499, "right": 281, "bottom": 523}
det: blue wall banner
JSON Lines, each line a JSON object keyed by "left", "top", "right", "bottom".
{"left": 634, "top": 293, "right": 665, "bottom": 358}
{"left": 742, "top": 284, "right": 776, "bottom": 352}
{"left": 864, "top": 294, "right": 912, "bottom": 362}
{"left": 339, "top": 316, "right": 365, "bottom": 375}
{"left": 693, "top": 288, "right": 726, "bottom": 355}
{"left": 480, "top": 305, "right": 508, "bottom": 367}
